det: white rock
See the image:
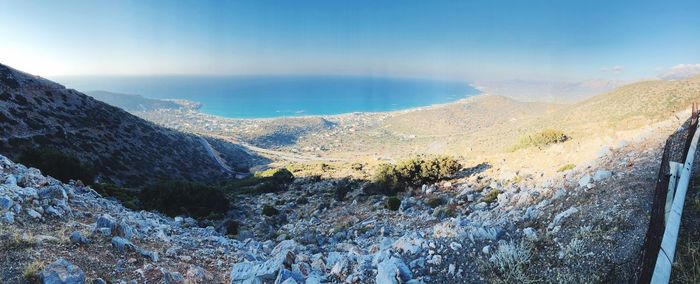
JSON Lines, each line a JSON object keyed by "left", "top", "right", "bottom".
{"left": 593, "top": 170, "right": 612, "bottom": 181}
{"left": 376, "top": 257, "right": 412, "bottom": 284}
{"left": 549, "top": 207, "right": 579, "bottom": 229}
{"left": 523, "top": 227, "right": 538, "bottom": 241}
{"left": 578, "top": 175, "right": 592, "bottom": 188}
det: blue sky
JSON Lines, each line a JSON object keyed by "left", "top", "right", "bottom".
{"left": 1, "top": 0, "right": 699, "bottom": 82}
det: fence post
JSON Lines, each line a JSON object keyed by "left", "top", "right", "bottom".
{"left": 651, "top": 119, "right": 700, "bottom": 283}
{"left": 664, "top": 162, "right": 682, "bottom": 224}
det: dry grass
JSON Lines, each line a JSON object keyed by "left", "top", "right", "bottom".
{"left": 23, "top": 260, "right": 44, "bottom": 284}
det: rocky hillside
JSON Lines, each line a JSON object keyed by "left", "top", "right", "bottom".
{"left": 0, "top": 103, "right": 684, "bottom": 282}
{"left": 0, "top": 63, "right": 255, "bottom": 187}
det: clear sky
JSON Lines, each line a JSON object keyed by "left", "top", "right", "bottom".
{"left": 1, "top": 0, "right": 699, "bottom": 82}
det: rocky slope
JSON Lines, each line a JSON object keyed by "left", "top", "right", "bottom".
{"left": 0, "top": 64, "right": 255, "bottom": 187}
{"left": 0, "top": 104, "right": 685, "bottom": 282}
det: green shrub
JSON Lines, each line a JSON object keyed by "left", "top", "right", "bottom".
{"left": 223, "top": 219, "right": 239, "bottom": 236}
{"left": 369, "top": 156, "right": 461, "bottom": 195}
{"left": 23, "top": 260, "right": 44, "bottom": 284}
{"left": 17, "top": 148, "right": 95, "bottom": 184}
{"left": 426, "top": 197, "right": 444, "bottom": 208}
{"left": 262, "top": 205, "right": 279, "bottom": 216}
{"left": 255, "top": 168, "right": 295, "bottom": 184}
{"left": 368, "top": 164, "right": 403, "bottom": 195}
{"left": 139, "top": 180, "right": 230, "bottom": 219}
{"left": 92, "top": 183, "right": 140, "bottom": 210}
{"left": 334, "top": 178, "right": 353, "bottom": 201}
{"left": 385, "top": 197, "right": 401, "bottom": 211}
{"left": 351, "top": 163, "right": 364, "bottom": 171}
{"left": 482, "top": 189, "right": 501, "bottom": 204}
{"left": 296, "top": 196, "right": 309, "bottom": 205}
{"left": 510, "top": 129, "right": 569, "bottom": 151}
{"left": 557, "top": 163, "right": 576, "bottom": 172}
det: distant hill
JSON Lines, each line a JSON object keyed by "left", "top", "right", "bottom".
{"left": 0, "top": 63, "right": 257, "bottom": 187}
{"left": 86, "top": 90, "right": 184, "bottom": 112}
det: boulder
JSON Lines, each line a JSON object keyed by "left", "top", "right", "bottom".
{"left": 392, "top": 235, "right": 426, "bottom": 254}
{"left": 18, "top": 168, "right": 47, "bottom": 188}
{"left": 41, "top": 258, "right": 85, "bottom": 284}
{"left": 114, "top": 220, "right": 134, "bottom": 240}
{"left": 2, "top": 211, "right": 14, "bottom": 224}
{"left": 376, "top": 257, "right": 412, "bottom": 284}
{"left": 578, "top": 175, "right": 592, "bottom": 188}
{"left": 111, "top": 236, "right": 136, "bottom": 253}
{"left": 38, "top": 185, "right": 68, "bottom": 200}
{"left": 0, "top": 195, "right": 13, "bottom": 210}
{"left": 163, "top": 271, "right": 185, "bottom": 284}
{"left": 95, "top": 214, "right": 116, "bottom": 231}
{"left": 27, "top": 208, "right": 42, "bottom": 219}
{"left": 593, "top": 170, "right": 612, "bottom": 181}
{"left": 186, "top": 265, "right": 212, "bottom": 283}
{"left": 69, "top": 231, "right": 89, "bottom": 245}
{"left": 274, "top": 269, "right": 305, "bottom": 284}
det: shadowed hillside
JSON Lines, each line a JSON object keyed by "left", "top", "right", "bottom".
{"left": 0, "top": 63, "right": 257, "bottom": 187}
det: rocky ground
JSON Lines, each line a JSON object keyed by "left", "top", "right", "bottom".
{"left": 0, "top": 106, "right": 684, "bottom": 283}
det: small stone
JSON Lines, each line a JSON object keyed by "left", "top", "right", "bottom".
{"left": 0, "top": 195, "right": 13, "bottom": 210}
{"left": 523, "top": 227, "right": 538, "bottom": 241}
{"left": 41, "top": 258, "right": 85, "bottom": 284}
{"left": 111, "top": 236, "right": 135, "bottom": 253}
{"left": 27, "top": 208, "right": 42, "bottom": 219}
{"left": 578, "top": 175, "right": 592, "bottom": 188}
{"left": 164, "top": 271, "right": 185, "bottom": 284}
{"left": 93, "top": 278, "right": 107, "bottom": 284}
{"left": 448, "top": 264, "right": 456, "bottom": 275}
{"left": 69, "top": 231, "right": 89, "bottom": 245}
{"left": 95, "top": 214, "right": 116, "bottom": 231}
{"left": 2, "top": 211, "right": 14, "bottom": 224}
{"left": 482, "top": 245, "right": 491, "bottom": 254}
{"left": 593, "top": 170, "right": 612, "bottom": 181}
{"left": 449, "top": 242, "right": 462, "bottom": 251}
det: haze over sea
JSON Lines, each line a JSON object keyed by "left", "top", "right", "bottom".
{"left": 56, "top": 76, "right": 479, "bottom": 118}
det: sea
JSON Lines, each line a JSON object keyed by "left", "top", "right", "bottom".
{"left": 54, "top": 75, "right": 479, "bottom": 119}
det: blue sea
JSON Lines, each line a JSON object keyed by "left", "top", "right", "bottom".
{"left": 55, "top": 75, "right": 479, "bottom": 118}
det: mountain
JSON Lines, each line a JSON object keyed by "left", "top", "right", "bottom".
{"left": 86, "top": 90, "right": 185, "bottom": 112}
{"left": 0, "top": 63, "right": 256, "bottom": 187}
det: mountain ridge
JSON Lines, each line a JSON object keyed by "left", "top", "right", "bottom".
{"left": 0, "top": 63, "right": 256, "bottom": 187}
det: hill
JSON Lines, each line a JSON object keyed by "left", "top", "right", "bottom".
{"left": 86, "top": 90, "right": 185, "bottom": 112}
{"left": 0, "top": 63, "right": 256, "bottom": 187}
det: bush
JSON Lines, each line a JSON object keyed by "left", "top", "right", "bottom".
{"left": 426, "top": 197, "right": 444, "bottom": 208}
{"left": 17, "top": 148, "right": 95, "bottom": 184}
{"left": 334, "top": 178, "right": 353, "bottom": 201}
{"left": 368, "top": 164, "right": 403, "bottom": 195}
{"left": 23, "top": 260, "right": 44, "bottom": 284}
{"left": 351, "top": 163, "right": 364, "bottom": 171}
{"left": 92, "top": 183, "right": 140, "bottom": 210}
{"left": 511, "top": 129, "right": 569, "bottom": 151}
{"left": 139, "top": 180, "right": 230, "bottom": 219}
{"left": 262, "top": 205, "right": 279, "bottom": 216}
{"left": 557, "top": 163, "right": 576, "bottom": 172}
{"left": 482, "top": 189, "right": 501, "bottom": 204}
{"left": 369, "top": 156, "right": 461, "bottom": 195}
{"left": 223, "top": 219, "right": 239, "bottom": 236}
{"left": 255, "top": 168, "right": 295, "bottom": 184}
{"left": 385, "top": 197, "right": 401, "bottom": 211}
